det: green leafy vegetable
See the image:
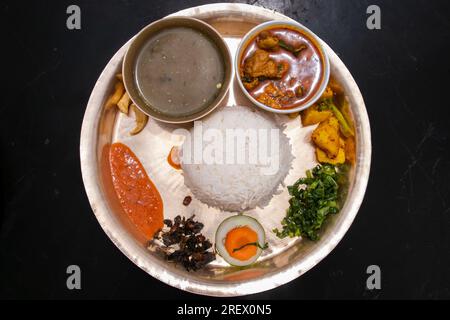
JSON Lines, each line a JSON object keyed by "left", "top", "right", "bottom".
{"left": 233, "top": 242, "right": 269, "bottom": 253}
{"left": 274, "top": 164, "right": 341, "bottom": 241}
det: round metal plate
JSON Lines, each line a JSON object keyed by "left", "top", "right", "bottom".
{"left": 80, "top": 3, "right": 371, "bottom": 296}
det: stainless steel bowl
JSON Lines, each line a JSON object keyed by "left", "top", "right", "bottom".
{"left": 122, "top": 16, "right": 233, "bottom": 124}
{"left": 235, "top": 20, "right": 330, "bottom": 114}
{"left": 80, "top": 3, "right": 371, "bottom": 297}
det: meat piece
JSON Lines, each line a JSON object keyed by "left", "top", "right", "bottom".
{"left": 257, "top": 93, "right": 282, "bottom": 109}
{"left": 279, "top": 90, "right": 295, "bottom": 105}
{"left": 243, "top": 49, "right": 282, "bottom": 79}
{"left": 264, "top": 82, "right": 283, "bottom": 97}
{"left": 257, "top": 31, "right": 279, "bottom": 50}
{"left": 256, "top": 83, "right": 284, "bottom": 109}
{"left": 243, "top": 78, "right": 259, "bottom": 90}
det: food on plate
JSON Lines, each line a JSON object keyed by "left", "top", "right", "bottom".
{"left": 115, "top": 73, "right": 123, "bottom": 81}
{"left": 182, "top": 196, "right": 192, "bottom": 206}
{"left": 256, "top": 31, "right": 279, "bottom": 50}
{"left": 105, "top": 81, "right": 125, "bottom": 109}
{"left": 344, "top": 136, "right": 356, "bottom": 164}
{"left": 316, "top": 145, "right": 345, "bottom": 165}
{"left": 301, "top": 105, "right": 332, "bottom": 126}
{"left": 117, "top": 92, "right": 131, "bottom": 114}
{"left": 301, "top": 82, "right": 356, "bottom": 165}
{"left": 240, "top": 27, "right": 325, "bottom": 109}
{"left": 129, "top": 104, "right": 149, "bottom": 135}
{"left": 288, "top": 111, "right": 299, "bottom": 119}
{"left": 180, "top": 106, "right": 293, "bottom": 212}
{"left": 167, "top": 146, "right": 181, "bottom": 170}
{"left": 135, "top": 27, "right": 225, "bottom": 117}
{"left": 151, "top": 215, "right": 215, "bottom": 271}
{"left": 215, "top": 215, "right": 267, "bottom": 267}
{"left": 327, "top": 103, "right": 354, "bottom": 138}
{"left": 243, "top": 49, "right": 285, "bottom": 80}
{"left": 255, "top": 82, "right": 284, "bottom": 109}
{"left": 105, "top": 74, "right": 149, "bottom": 135}
{"left": 274, "top": 164, "right": 340, "bottom": 240}
{"left": 109, "top": 142, "right": 163, "bottom": 239}
{"left": 278, "top": 40, "right": 307, "bottom": 57}
{"left": 311, "top": 116, "right": 341, "bottom": 159}
{"left": 313, "top": 87, "right": 354, "bottom": 138}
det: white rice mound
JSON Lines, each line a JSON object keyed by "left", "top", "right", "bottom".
{"left": 180, "top": 106, "right": 294, "bottom": 212}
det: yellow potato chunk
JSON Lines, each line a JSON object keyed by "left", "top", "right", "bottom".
{"left": 301, "top": 106, "right": 333, "bottom": 126}
{"left": 328, "top": 116, "right": 340, "bottom": 131}
{"left": 311, "top": 117, "right": 341, "bottom": 158}
{"left": 328, "top": 78, "right": 344, "bottom": 96}
{"left": 320, "top": 86, "right": 334, "bottom": 101}
{"left": 316, "top": 147, "right": 345, "bottom": 165}
{"left": 345, "top": 136, "right": 356, "bottom": 164}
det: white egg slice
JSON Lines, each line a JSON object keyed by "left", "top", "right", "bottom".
{"left": 215, "top": 215, "right": 266, "bottom": 267}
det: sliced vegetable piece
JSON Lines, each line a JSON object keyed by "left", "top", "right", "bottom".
{"left": 311, "top": 117, "right": 341, "bottom": 158}
{"left": 301, "top": 106, "right": 333, "bottom": 126}
{"left": 328, "top": 78, "right": 344, "bottom": 96}
{"left": 320, "top": 86, "right": 334, "bottom": 101}
{"left": 316, "top": 147, "right": 345, "bottom": 165}
{"left": 279, "top": 39, "right": 307, "bottom": 57}
{"left": 117, "top": 92, "right": 131, "bottom": 114}
{"left": 130, "top": 104, "right": 149, "bottom": 135}
{"left": 329, "top": 103, "right": 355, "bottom": 137}
{"left": 167, "top": 146, "right": 181, "bottom": 170}
{"left": 105, "top": 82, "right": 125, "bottom": 109}
{"left": 215, "top": 215, "right": 266, "bottom": 267}
{"left": 344, "top": 136, "right": 356, "bottom": 164}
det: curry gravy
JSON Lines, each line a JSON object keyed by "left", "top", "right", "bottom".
{"left": 241, "top": 27, "right": 324, "bottom": 109}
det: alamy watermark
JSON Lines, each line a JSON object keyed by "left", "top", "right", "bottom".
{"left": 366, "top": 5, "right": 381, "bottom": 30}
{"left": 66, "top": 265, "right": 81, "bottom": 290}
{"left": 366, "top": 265, "right": 381, "bottom": 290}
{"left": 171, "top": 121, "right": 282, "bottom": 176}
{"left": 66, "top": 5, "right": 81, "bottom": 30}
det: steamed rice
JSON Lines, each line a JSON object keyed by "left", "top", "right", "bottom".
{"left": 180, "top": 106, "right": 293, "bottom": 212}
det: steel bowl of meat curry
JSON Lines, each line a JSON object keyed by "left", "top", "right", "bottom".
{"left": 236, "top": 20, "right": 330, "bottom": 114}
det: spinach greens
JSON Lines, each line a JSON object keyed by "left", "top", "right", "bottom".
{"left": 274, "top": 164, "right": 341, "bottom": 241}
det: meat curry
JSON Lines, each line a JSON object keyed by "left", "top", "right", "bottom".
{"left": 240, "top": 27, "right": 324, "bottom": 109}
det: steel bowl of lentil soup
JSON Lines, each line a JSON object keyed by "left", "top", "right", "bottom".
{"left": 123, "top": 16, "right": 233, "bottom": 123}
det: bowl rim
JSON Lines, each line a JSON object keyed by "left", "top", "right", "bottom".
{"left": 235, "top": 20, "right": 331, "bottom": 114}
{"left": 122, "top": 16, "right": 233, "bottom": 124}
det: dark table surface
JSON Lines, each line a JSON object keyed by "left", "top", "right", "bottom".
{"left": 1, "top": 0, "right": 450, "bottom": 300}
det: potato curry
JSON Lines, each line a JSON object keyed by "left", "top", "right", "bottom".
{"left": 301, "top": 79, "right": 356, "bottom": 165}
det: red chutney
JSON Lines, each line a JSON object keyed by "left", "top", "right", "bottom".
{"left": 109, "top": 142, "right": 163, "bottom": 239}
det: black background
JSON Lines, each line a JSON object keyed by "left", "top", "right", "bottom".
{"left": 1, "top": 0, "right": 450, "bottom": 299}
